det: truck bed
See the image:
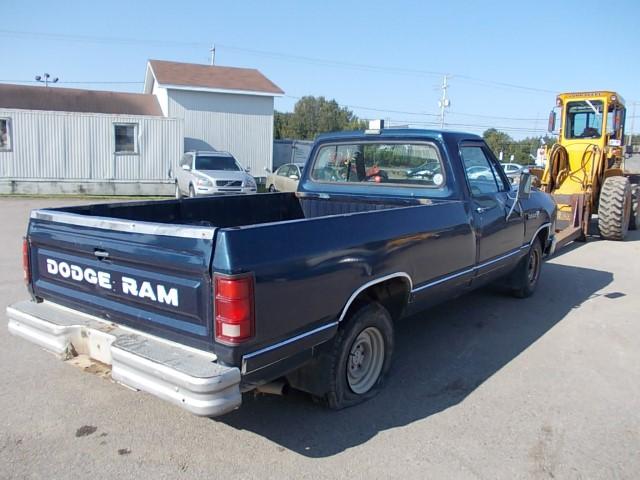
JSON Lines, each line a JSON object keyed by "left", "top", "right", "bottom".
{"left": 27, "top": 193, "right": 452, "bottom": 355}
{"left": 53, "top": 192, "right": 421, "bottom": 228}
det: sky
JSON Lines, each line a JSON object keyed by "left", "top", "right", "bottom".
{"left": 2, "top": 0, "right": 639, "bottom": 139}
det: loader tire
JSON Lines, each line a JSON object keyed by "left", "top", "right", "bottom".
{"left": 630, "top": 184, "right": 639, "bottom": 231}
{"left": 597, "top": 176, "right": 632, "bottom": 240}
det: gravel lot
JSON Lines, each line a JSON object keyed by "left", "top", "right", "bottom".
{"left": 1, "top": 197, "right": 639, "bottom": 479}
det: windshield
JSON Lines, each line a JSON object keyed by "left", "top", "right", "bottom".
{"left": 565, "top": 100, "right": 604, "bottom": 139}
{"left": 195, "top": 155, "right": 240, "bottom": 171}
{"left": 310, "top": 142, "right": 444, "bottom": 187}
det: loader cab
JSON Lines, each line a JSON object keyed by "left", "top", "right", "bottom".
{"left": 549, "top": 91, "right": 626, "bottom": 149}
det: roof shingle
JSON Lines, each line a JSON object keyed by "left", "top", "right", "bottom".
{"left": 0, "top": 83, "right": 163, "bottom": 116}
{"left": 148, "top": 59, "right": 284, "bottom": 95}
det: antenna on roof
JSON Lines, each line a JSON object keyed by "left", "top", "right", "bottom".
{"left": 210, "top": 44, "right": 216, "bottom": 66}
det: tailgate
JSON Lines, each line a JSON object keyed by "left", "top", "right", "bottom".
{"left": 27, "top": 210, "right": 216, "bottom": 350}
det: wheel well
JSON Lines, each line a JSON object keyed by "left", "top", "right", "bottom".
{"left": 342, "top": 277, "right": 411, "bottom": 323}
{"left": 535, "top": 225, "right": 549, "bottom": 250}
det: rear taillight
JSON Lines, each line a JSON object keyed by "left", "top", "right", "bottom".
{"left": 214, "top": 274, "right": 255, "bottom": 344}
{"left": 22, "top": 237, "right": 31, "bottom": 284}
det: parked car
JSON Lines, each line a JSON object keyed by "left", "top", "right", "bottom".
{"left": 175, "top": 151, "right": 257, "bottom": 198}
{"left": 406, "top": 160, "right": 442, "bottom": 182}
{"left": 8, "top": 128, "right": 556, "bottom": 418}
{"left": 466, "top": 165, "right": 492, "bottom": 180}
{"left": 501, "top": 163, "right": 523, "bottom": 176}
{"left": 266, "top": 162, "right": 305, "bottom": 192}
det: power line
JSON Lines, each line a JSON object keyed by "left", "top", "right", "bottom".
{"left": 0, "top": 28, "right": 558, "bottom": 95}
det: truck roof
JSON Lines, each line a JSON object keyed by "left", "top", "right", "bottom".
{"left": 314, "top": 128, "right": 483, "bottom": 143}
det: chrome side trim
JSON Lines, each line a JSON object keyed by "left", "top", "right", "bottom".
{"left": 242, "top": 321, "right": 338, "bottom": 362}
{"left": 241, "top": 321, "right": 338, "bottom": 374}
{"left": 412, "top": 248, "right": 526, "bottom": 293}
{"left": 31, "top": 209, "right": 216, "bottom": 240}
{"left": 528, "top": 222, "right": 552, "bottom": 246}
{"left": 338, "top": 272, "right": 413, "bottom": 323}
{"left": 411, "top": 267, "right": 475, "bottom": 293}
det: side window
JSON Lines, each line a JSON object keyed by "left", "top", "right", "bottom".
{"left": 277, "top": 165, "right": 291, "bottom": 177}
{"left": 0, "top": 118, "right": 11, "bottom": 151}
{"left": 180, "top": 154, "right": 191, "bottom": 167}
{"left": 460, "top": 145, "right": 506, "bottom": 196}
{"left": 114, "top": 123, "right": 138, "bottom": 154}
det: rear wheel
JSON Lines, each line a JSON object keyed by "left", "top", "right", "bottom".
{"left": 323, "top": 302, "right": 394, "bottom": 410}
{"left": 630, "top": 184, "right": 639, "bottom": 231}
{"left": 512, "top": 238, "right": 542, "bottom": 298}
{"left": 189, "top": 185, "right": 196, "bottom": 198}
{"left": 598, "top": 176, "right": 632, "bottom": 240}
{"left": 268, "top": 184, "right": 277, "bottom": 192}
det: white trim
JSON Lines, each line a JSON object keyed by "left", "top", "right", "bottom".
{"left": 411, "top": 267, "right": 475, "bottom": 293}
{"left": 241, "top": 321, "right": 338, "bottom": 374}
{"left": 30, "top": 209, "right": 216, "bottom": 240}
{"left": 159, "top": 83, "right": 284, "bottom": 97}
{"left": 529, "top": 223, "right": 551, "bottom": 246}
{"left": 338, "top": 273, "right": 413, "bottom": 323}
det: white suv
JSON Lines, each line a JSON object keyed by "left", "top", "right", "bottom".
{"left": 175, "top": 151, "right": 257, "bottom": 198}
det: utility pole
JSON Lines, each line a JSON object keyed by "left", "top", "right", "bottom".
{"left": 438, "top": 75, "right": 451, "bottom": 129}
{"left": 210, "top": 44, "right": 216, "bottom": 66}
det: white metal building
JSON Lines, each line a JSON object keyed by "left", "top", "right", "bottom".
{"left": 0, "top": 60, "right": 283, "bottom": 195}
{"left": 144, "top": 60, "right": 283, "bottom": 177}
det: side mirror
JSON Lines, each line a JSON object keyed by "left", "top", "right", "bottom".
{"left": 289, "top": 174, "right": 299, "bottom": 180}
{"left": 614, "top": 110, "right": 623, "bottom": 132}
{"left": 264, "top": 167, "right": 272, "bottom": 174}
{"left": 245, "top": 166, "right": 251, "bottom": 173}
{"left": 517, "top": 171, "right": 532, "bottom": 200}
{"left": 181, "top": 164, "right": 191, "bottom": 171}
{"left": 547, "top": 110, "right": 556, "bottom": 133}
{"left": 506, "top": 171, "right": 532, "bottom": 220}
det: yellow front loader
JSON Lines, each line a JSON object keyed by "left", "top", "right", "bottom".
{"left": 540, "top": 91, "right": 639, "bottom": 247}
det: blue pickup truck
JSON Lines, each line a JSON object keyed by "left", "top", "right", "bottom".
{"left": 7, "top": 128, "right": 556, "bottom": 417}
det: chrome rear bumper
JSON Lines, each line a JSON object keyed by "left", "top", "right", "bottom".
{"left": 6, "top": 300, "right": 241, "bottom": 417}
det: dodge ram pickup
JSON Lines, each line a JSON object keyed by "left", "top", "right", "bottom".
{"left": 7, "top": 128, "right": 557, "bottom": 417}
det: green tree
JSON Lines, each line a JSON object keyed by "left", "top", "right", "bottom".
{"left": 274, "top": 96, "right": 368, "bottom": 140}
{"left": 483, "top": 129, "right": 557, "bottom": 164}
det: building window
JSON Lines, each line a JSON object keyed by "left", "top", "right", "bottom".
{"left": 114, "top": 123, "right": 138, "bottom": 154}
{"left": 0, "top": 118, "right": 11, "bottom": 151}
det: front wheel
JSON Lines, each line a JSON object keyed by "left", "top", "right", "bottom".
{"left": 323, "top": 302, "right": 394, "bottom": 410}
{"left": 598, "top": 176, "right": 631, "bottom": 240}
{"left": 268, "top": 184, "right": 277, "bottom": 192}
{"left": 175, "top": 183, "right": 182, "bottom": 199}
{"left": 511, "top": 238, "right": 542, "bottom": 298}
{"left": 189, "top": 185, "right": 196, "bottom": 198}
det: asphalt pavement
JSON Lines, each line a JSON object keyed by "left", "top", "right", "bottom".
{"left": 1, "top": 197, "right": 638, "bottom": 479}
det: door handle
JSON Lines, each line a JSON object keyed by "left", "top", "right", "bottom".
{"left": 94, "top": 249, "right": 110, "bottom": 260}
{"left": 475, "top": 207, "right": 489, "bottom": 214}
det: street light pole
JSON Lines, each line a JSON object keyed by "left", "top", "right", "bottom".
{"left": 34, "top": 73, "right": 59, "bottom": 87}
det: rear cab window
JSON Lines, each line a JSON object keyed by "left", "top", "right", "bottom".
{"left": 309, "top": 141, "right": 446, "bottom": 190}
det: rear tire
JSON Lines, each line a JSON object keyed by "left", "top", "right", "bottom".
{"left": 630, "top": 184, "right": 639, "bottom": 231}
{"left": 323, "top": 302, "right": 394, "bottom": 410}
{"left": 189, "top": 185, "right": 196, "bottom": 198}
{"left": 268, "top": 184, "right": 277, "bottom": 192}
{"left": 512, "top": 238, "right": 543, "bottom": 298}
{"left": 598, "top": 176, "right": 632, "bottom": 240}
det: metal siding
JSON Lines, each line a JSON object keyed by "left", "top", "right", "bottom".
{"left": 0, "top": 108, "right": 182, "bottom": 182}
{"left": 167, "top": 90, "right": 274, "bottom": 176}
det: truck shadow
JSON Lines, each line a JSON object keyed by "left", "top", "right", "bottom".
{"left": 220, "top": 262, "right": 613, "bottom": 457}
